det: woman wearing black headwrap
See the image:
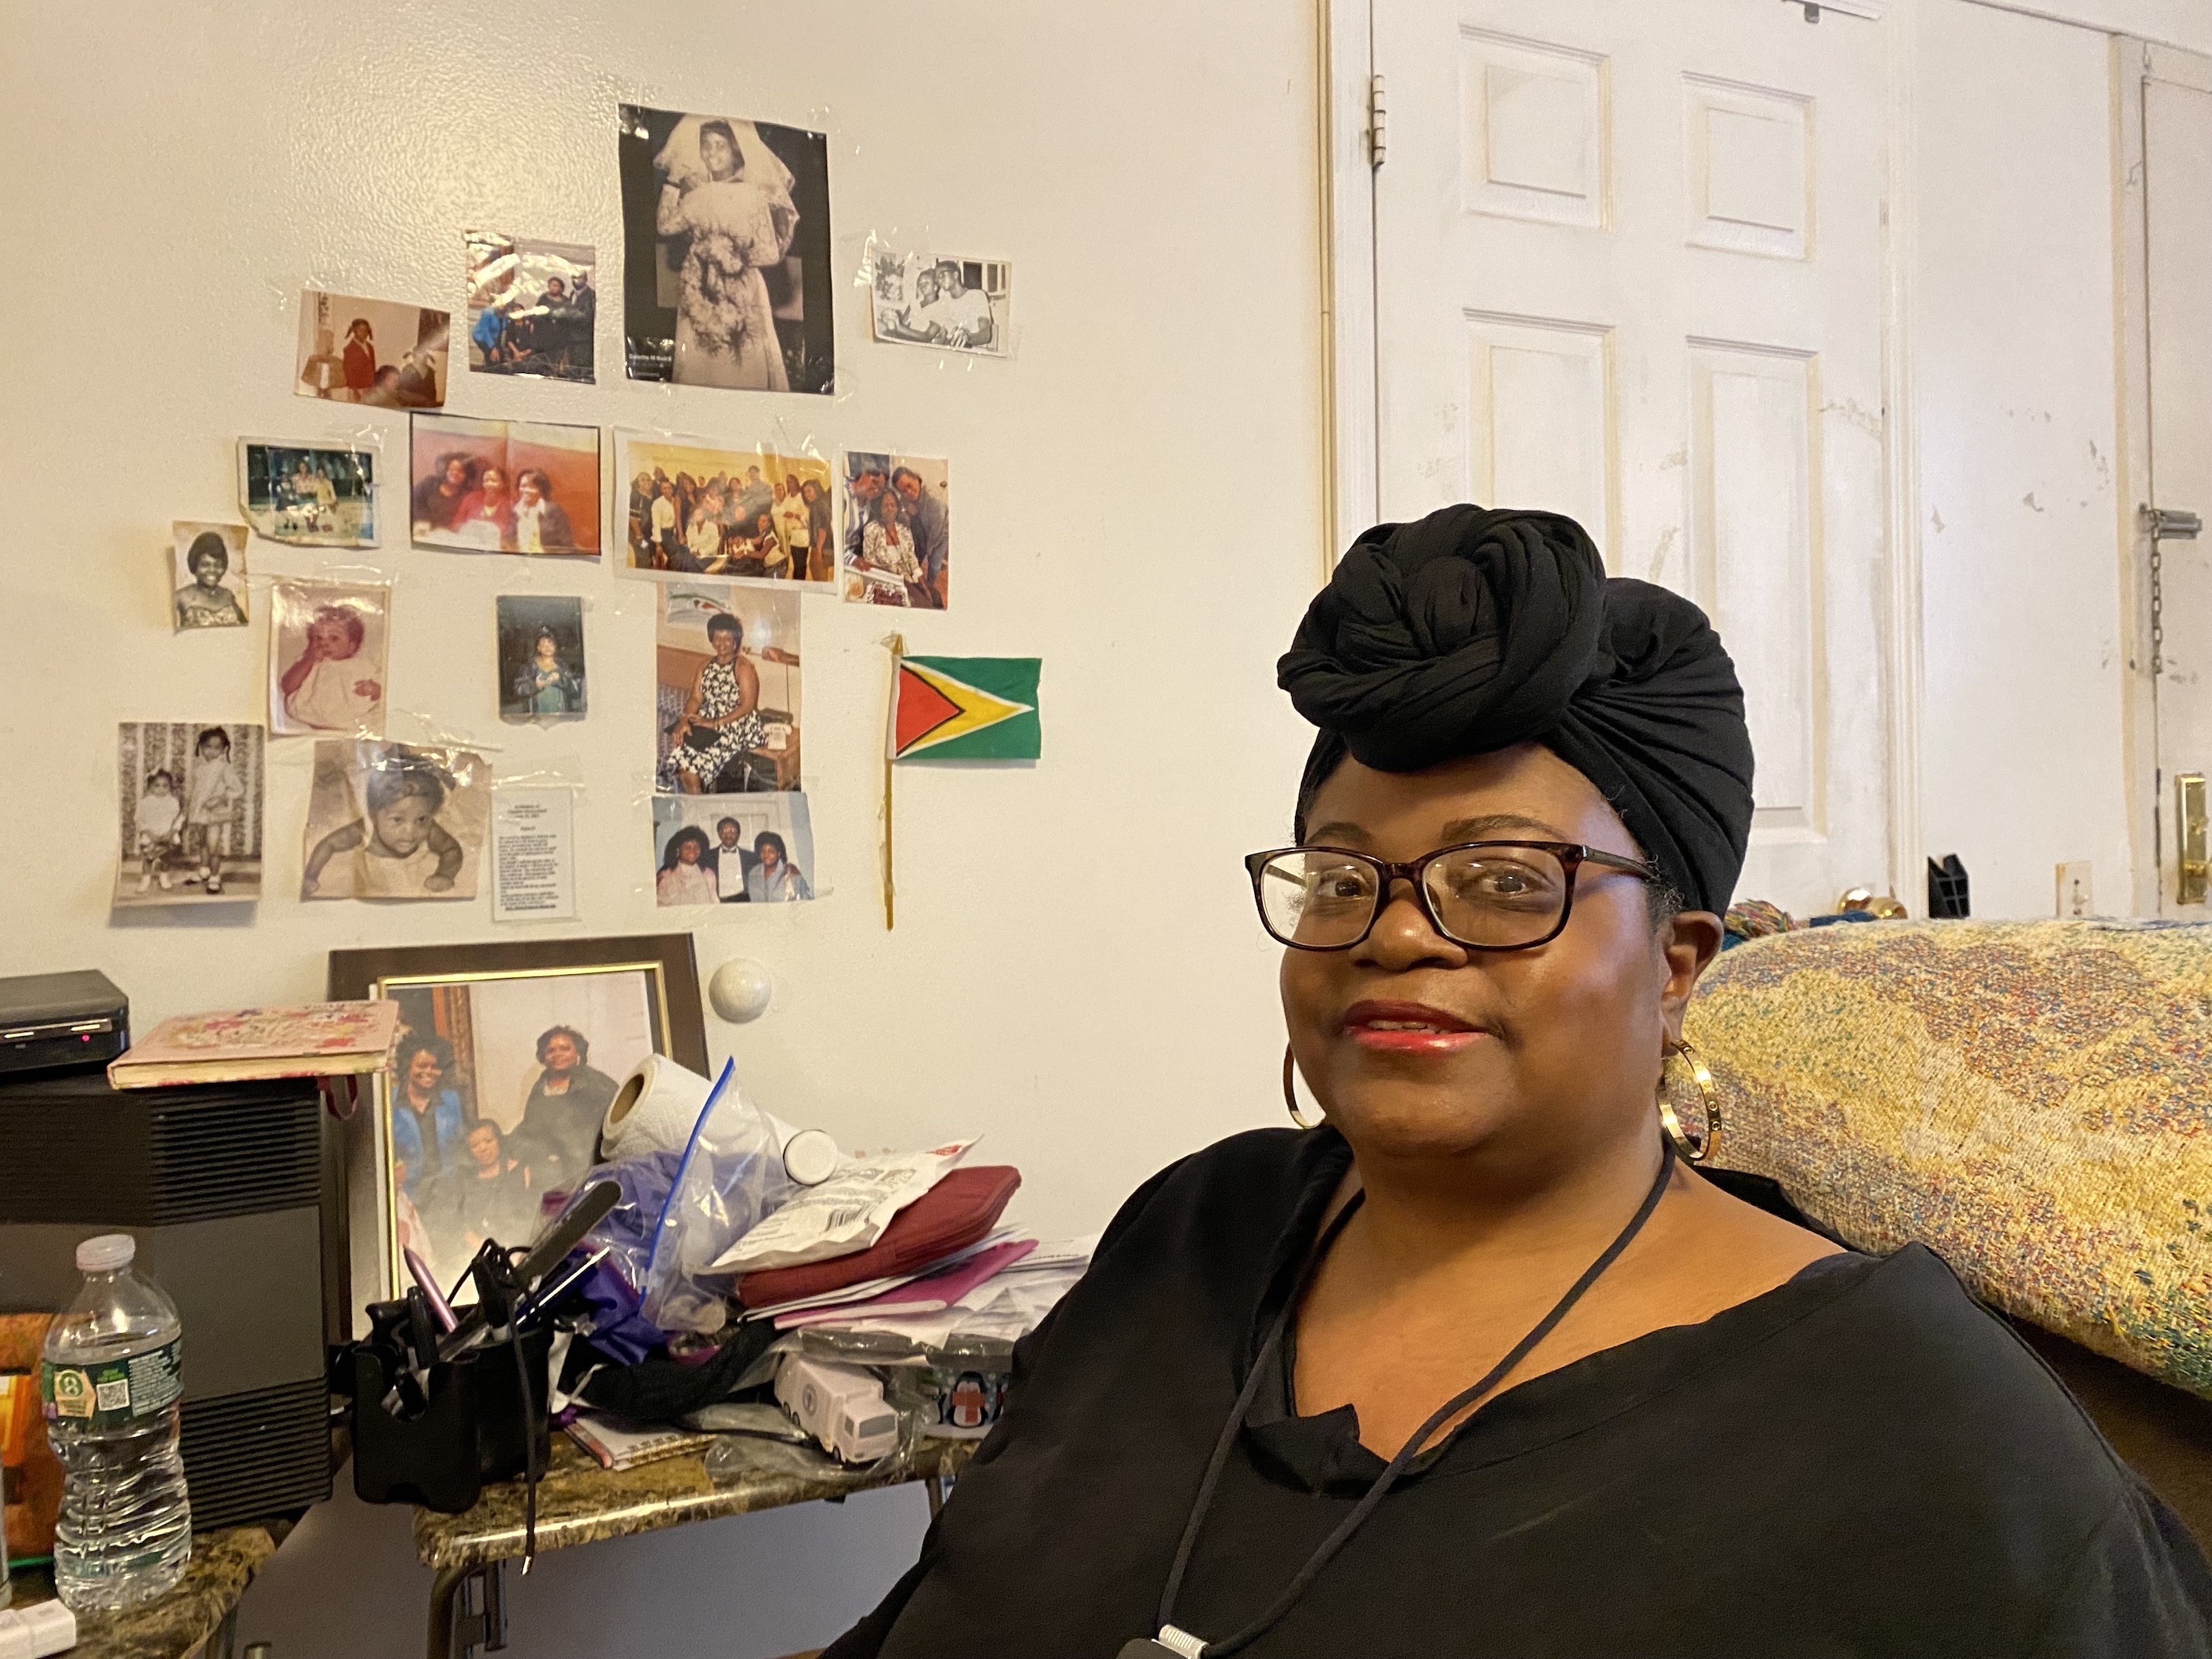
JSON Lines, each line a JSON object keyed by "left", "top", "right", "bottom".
{"left": 830, "top": 507, "right": 2212, "bottom": 1659}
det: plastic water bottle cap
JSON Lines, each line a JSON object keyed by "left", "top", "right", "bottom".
{"left": 74, "top": 1233, "right": 136, "bottom": 1273}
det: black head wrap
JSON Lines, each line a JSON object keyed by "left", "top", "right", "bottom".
{"left": 1278, "top": 504, "right": 1755, "bottom": 916}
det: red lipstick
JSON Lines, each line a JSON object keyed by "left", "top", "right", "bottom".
{"left": 1340, "top": 999, "right": 1487, "bottom": 1056}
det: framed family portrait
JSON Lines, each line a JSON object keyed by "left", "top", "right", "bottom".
{"left": 327, "top": 934, "right": 708, "bottom": 1333}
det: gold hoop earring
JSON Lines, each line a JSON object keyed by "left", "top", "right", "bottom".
{"left": 1658, "top": 1040, "right": 1720, "bottom": 1164}
{"left": 1282, "top": 1045, "right": 1322, "bottom": 1130}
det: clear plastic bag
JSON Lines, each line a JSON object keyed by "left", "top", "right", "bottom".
{"left": 638, "top": 1059, "right": 795, "bottom": 1335}
{"left": 553, "top": 1058, "right": 794, "bottom": 1358}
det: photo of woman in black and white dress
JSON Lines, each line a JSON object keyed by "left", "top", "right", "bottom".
{"left": 618, "top": 104, "right": 834, "bottom": 394}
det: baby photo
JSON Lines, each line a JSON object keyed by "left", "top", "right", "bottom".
{"left": 238, "top": 441, "right": 378, "bottom": 548}
{"left": 842, "top": 452, "right": 950, "bottom": 609}
{"left": 410, "top": 413, "right": 602, "bottom": 556}
{"left": 651, "top": 793, "right": 814, "bottom": 907}
{"left": 114, "top": 722, "right": 266, "bottom": 906}
{"left": 302, "top": 741, "right": 491, "bottom": 902}
{"left": 171, "top": 522, "right": 249, "bottom": 629}
{"left": 496, "top": 595, "right": 587, "bottom": 723}
{"left": 269, "top": 580, "right": 390, "bottom": 738}
{"left": 296, "top": 288, "right": 451, "bottom": 408}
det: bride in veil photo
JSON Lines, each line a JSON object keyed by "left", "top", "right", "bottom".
{"left": 653, "top": 114, "right": 800, "bottom": 391}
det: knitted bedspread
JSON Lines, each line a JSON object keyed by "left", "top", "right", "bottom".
{"left": 1687, "top": 919, "right": 2212, "bottom": 1396}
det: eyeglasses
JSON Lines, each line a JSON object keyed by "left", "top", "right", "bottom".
{"left": 1243, "top": 841, "right": 1661, "bottom": 953}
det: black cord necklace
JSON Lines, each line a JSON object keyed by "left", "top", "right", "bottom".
{"left": 1123, "top": 1142, "right": 1680, "bottom": 1659}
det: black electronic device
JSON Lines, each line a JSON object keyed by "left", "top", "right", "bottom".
{"left": 0, "top": 1069, "right": 332, "bottom": 1528}
{"left": 0, "top": 969, "right": 128, "bottom": 1078}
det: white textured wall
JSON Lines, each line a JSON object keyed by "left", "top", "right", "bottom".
{"left": 1914, "top": 1, "right": 2136, "bottom": 918}
{"left": 0, "top": 3, "right": 1322, "bottom": 1653}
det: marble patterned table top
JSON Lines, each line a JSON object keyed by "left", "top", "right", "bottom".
{"left": 9, "top": 1523, "right": 282, "bottom": 1659}
{"left": 413, "top": 1433, "right": 977, "bottom": 1571}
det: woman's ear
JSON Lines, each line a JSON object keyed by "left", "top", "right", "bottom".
{"left": 1657, "top": 911, "right": 1724, "bottom": 1043}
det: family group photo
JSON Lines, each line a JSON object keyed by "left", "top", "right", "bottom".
{"left": 651, "top": 793, "right": 815, "bottom": 906}
{"left": 842, "top": 451, "right": 949, "bottom": 608}
{"left": 409, "top": 413, "right": 602, "bottom": 556}
{"left": 618, "top": 433, "right": 836, "bottom": 585}
{"left": 238, "top": 441, "right": 377, "bottom": 549}
{"left": 464, "top": 231, "right": 598, "bottom": 384}
{"left": 381, "top": 970, "right": 661, "bottom": 1287}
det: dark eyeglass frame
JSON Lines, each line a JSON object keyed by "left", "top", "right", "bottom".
{"left": 1242, "top": 840, "right": 1662, "bottom": 953}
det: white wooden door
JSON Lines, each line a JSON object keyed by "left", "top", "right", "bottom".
{"left": 1369, "top": 0, "right": 1894, "bottom": 917}
{"left": 2140, "top": 47, "right": 2212, "bottom": 915}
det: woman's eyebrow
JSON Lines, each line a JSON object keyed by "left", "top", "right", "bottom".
{"left": 1438, "top": 813, "right": 1568, "bottom": 840}
{"left": 1304, "top": 821, "right": 1371, "bottom": 846}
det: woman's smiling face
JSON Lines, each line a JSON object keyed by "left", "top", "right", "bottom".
{"left": 1278, "top": 744, "right": 1711, "bottom": 1176}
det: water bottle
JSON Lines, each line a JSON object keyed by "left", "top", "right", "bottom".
{"left": 39, "top": 1236, "right": 191, "bottom": 1611}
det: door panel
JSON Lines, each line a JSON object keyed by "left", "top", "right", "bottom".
{"left": 2145, "top": 67, "right": 2212, "bottom": 915}
{"left": 1373, "top": 0, "right": 1890, "bottom": 915}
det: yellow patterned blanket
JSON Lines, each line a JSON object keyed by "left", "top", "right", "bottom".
{"left": 1688, "top": 919, "right": 2212, "bottom": 1397}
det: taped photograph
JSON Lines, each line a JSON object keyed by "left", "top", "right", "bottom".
{"left": 296, "top": 288, "right": 451, "bottom": 408}
{"left": 465, "top": 231, "right": 597, "bottom": 384}
{"left": 115, "top": 722, "right": 265, "bottom": 905}
{"left": 617, "top": 431, "right": 834, "bottom": 584}
{"left": 497, "top": 594, "right": 587, "bottom": 723}
{"left": 170, "top": 522, "right": 249, "bottom": 630}
{"left": 867, "top": 248, "right": 1010, "bottom": 358}
{"left": 301, "top": 740, "right": 491, "bottom": 902}
{"left": 238, "top": 441, "right": 377, "bottom": 548}
{"left": 618, "top": 104, "right": 833, "bottom": 393}
{"left": 269, "top": 579, "right": 389, "bottom": 738}
{"left": 651, "top": 793, "right": 814, "bottom": 906}
{"left": 842, "top": 452, "right": 949, "bottom": 609}
{"left": 410, "top": 414, "right": 600, "bottom": 556}
{"left": 656, "top": 584, "right": 800, "bottom": 793}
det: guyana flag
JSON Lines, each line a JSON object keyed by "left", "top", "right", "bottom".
{"left": 890, "top": 655, "right": 1042, "bottom": 760}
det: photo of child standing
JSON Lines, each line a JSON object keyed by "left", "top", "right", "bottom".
{"left": 114, "top": 723, "right": 266, "bottom": 906}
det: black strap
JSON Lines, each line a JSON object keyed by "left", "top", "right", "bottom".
{"left": 1157, "top": 1143, "right": 1678, "bottom": 1657}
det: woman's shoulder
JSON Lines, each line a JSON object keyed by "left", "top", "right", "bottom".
{"left": 1091, "top": 1127, "right": 1343, "bottom": 1270}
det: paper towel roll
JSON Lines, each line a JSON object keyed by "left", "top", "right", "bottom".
{"left": 602, "top": 1052, "right": 716, "bottom": 1161}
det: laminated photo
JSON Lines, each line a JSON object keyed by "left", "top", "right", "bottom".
{"left": 842, "top": 453, "right": 949, "bottom": 609}
{"left": 618, "top": 104, "right": 833, "bottom": 394}
{"left": 651, "top": 793, "right": 814, "bottom": 907}
{"left": 269, "top": 579, "right": 390, "bottom": 738}
{"left": 114, "top": 723, "right": 266, "bottom": 905}
{"left": 296, "top": 288, "right": 451, "bottom": 408}
{"left": 465, "top": 231, "right": 597, "bottom": 384}
{"left": 301, "top": 741, "right": 491, "bottom": 902}
{"left": 238, "top": 441, "right": 377, "bottom": 548}
{"left": 497, "top": 595, "right": 587, "bottom": 723}
{"left": 656, "top": 584, "right": 800, "bottom": 793}
{"left": 867, "top": 247, "right": 1010, "bottom": 358}
{"left": 170, "top": 521, "right": 249, "bottom": 630}
{"left": 616, "top": 431, "right": 834, "bottom": 585}
{"left": 410, "top": 414, "right": 601, "bottom": 556}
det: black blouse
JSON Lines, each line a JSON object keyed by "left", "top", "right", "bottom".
{"left": 825, "top": 1127, "right": 2212, "bottom": 1658}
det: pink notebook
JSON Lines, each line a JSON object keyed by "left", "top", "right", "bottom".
{"left": 109, "top": 999, "right": 400, "bottom": 1089}
{"left": 774, "top": 1239, "right": 1038, "bottom": 1330}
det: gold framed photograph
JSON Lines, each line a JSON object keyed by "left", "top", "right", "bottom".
{"left": 327, "top": 934, "right": 707, "bottom": 1334}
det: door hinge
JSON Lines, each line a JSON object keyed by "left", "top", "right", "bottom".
{"left": 1367, "top": 73, "right": 1388, "bottom": 170}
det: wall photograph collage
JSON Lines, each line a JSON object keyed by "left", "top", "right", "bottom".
{"left": 130, "top": 100, "right": 1014, "bottom": 925}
